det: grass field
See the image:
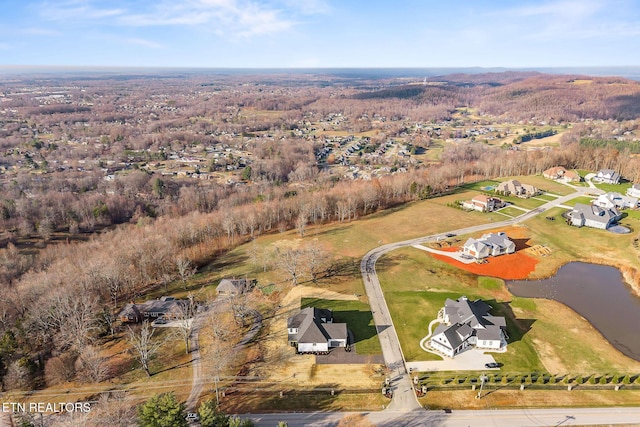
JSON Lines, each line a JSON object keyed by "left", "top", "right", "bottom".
{"left": 561, "top": 195, "right": 596, "bottom": 207}
{"left": 534, "top": 193, "right": 559, "bottom": 201}
{"left": 498, "top": 207, "right": 528, "bottom": 217}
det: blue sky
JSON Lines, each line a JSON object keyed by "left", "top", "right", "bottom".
{"left": 1, "top": 0, "right": 639, "bottom": 68}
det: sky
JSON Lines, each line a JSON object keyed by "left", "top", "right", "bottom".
{"left": 1, "top": 0, "right": 640, "bottom": 68}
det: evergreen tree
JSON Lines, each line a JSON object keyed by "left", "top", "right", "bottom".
{"left": 199, "top": 399, "right": 229, "bottom": 427}
{"left": 137, "top": 392, "right": 187, "bottom": 427}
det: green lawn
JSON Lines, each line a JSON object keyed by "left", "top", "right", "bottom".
{"left": 561, "top": 196, "right": 596, "bottom": 207}
{"left": 535, "top": 193, "right": 560, "bottom": 201}
{"left": 594, "top": 181, "right": 632, "bottom": 194}
{"left": 498, "top": 207, "right": 528, "bottom": 217}
{"left": 301, "top": 298, "right": 382, "bottom": 355}
{"left": 498, "top": 194, "right": 547, "bottom": 210}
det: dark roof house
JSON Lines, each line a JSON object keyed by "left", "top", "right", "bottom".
{"left": 287, "top": 307, "right": 348, "bottom": 353}
{"left": 217, "top": 278, "right": 255, "bottom": 296}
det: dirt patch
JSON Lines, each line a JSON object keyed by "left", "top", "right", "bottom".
{"left": 531, "top": 338, "right": 566, "bottom": 373}
{"left": 430, "top": 248, "right": 539, "bottom": 280}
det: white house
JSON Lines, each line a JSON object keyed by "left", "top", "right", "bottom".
{"left": 429, "top": 296, "right": 507, "bottom": 358}
{"left": 569, "top": 203, "right": 620, "bottom": 230}
{"left": 593, "top": 169, "right": 621, "bottom": 184}
{"left": 593, "top": 192, "right": 638, "bottom": 210}
{"left": 462, "top": 232, "right": 516, "bottom": 260}
{"left": 461, "top": 195, "right": 505, "bottom": 212}
{"left": 287, "top": 307, "right": 348, "bottom": 353}
{"left": 627, "top": 184, "right": 640, "bottom": 198}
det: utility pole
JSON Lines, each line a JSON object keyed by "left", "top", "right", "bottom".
{"left": 477, "top": 373, "right": 488, "bottom": 399}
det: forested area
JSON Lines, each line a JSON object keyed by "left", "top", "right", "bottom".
{"left": 2, "top": 70, "right": 640, "bottom": 398}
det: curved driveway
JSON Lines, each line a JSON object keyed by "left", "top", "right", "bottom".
{"left": 360, "top": 185, "right": 602, "bottom": 411}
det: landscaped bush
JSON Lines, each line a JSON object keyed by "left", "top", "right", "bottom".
{"left": 599, "top": 375, "right": 609, "bottom": 385}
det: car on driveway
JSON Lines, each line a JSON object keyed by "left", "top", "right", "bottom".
{"left": 484, "top": 362, "right": 500, "bottom": 369}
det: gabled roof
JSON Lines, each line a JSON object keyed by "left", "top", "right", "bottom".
{"left": 288, "top": 307, "right": 346, "bottom": 345}
{"left": 217, "top": 278, "right": 254, "bottom": 294}
{"left": 571, "top": 203, "right": 619, "bottom": 225}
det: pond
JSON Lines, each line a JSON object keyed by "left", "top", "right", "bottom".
{"left": 507, "top": 262, "right": 640, "bottom": 361}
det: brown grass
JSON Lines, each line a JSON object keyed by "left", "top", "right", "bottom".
{"left": 422, "top": 389, "right": 640, "bottom": 410}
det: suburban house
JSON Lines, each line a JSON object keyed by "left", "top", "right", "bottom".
{"left": 287, "top": 307, "right": 348, "bottom": 353}
{"left": 569, "top": 203, "right": 620, "bottom": 230}
{"left": 217, "top": 278, "right": 256, "bottom": 296}
{"left": 593, "top": 169, "right": 621, "bottom": 184}
{"left": 495, "top": 180, "right": 540, "bottom": 198}
{"left": 462, "top": 232, "right": 516, "bottom": 260}
{"left": 429, "top": 296, "right": 508, "bottom": 358}
{"left": 118, "top": 296, "right": 185, "bottom": 323}
{"left": 593, "top": 192, "right": 638, "bottom": 210}
{"left": 461, "top": 195, "right": 505, "bottom": 212}
{"left": 627, "top": 183, "right": 640, "bottom": 198}
{"left": 543, "top": 166, "right": 580, "bottom": 183}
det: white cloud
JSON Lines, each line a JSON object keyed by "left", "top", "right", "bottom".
{"left": 40, "top": 0, "right": 125, "bottom": 21}
{"left": 22, "top": 28, "right": 62, "bottom": 36}
{"left": 39, "top": 0, "right": 304, "bottom": 37}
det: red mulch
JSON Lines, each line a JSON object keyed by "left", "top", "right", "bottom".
{"left": 431, "top": 247, "right": 538, "bottom": 280}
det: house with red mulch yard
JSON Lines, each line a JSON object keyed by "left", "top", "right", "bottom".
{"left": 462, "top": 232, "right": 515, "bottom": 260}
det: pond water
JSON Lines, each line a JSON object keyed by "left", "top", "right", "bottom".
{"left": 507, "top": 262, "right": 640, "bottom": 361}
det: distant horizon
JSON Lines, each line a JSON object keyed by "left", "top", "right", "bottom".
{"left": 2, "top": 65, "right": 640, "bottom": 81}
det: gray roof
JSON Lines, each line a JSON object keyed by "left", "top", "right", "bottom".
{"left": 118, "top": 298, "right": 184, "bottom": 320}
{"left": 571, "top": 203, "right": 619, "bottom": 226}
{"left": 217, "top": 278, "right": 254, "bottom": 294}
{"left": 477, "top": 325, "right": 503, "bottom": 341}
{"left": 288, "top": 307, "right": 347, "bottom": 344}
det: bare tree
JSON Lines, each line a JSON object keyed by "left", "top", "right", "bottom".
{"left": 275, "top": 247, "right": 304, "bottom": 285}
{"left": 76, "top": 345, "right": 110, "bottom": 383}
{"left": 176, "top": 257, "right": 196, "bottom": 289}
{"left": 175, "top": 295, "right": 197, "bottom": 354}
{"left": 127, "top": 321, "right": 173, "bottom": 377}
{"left": 304, "top": 243, "right": 330, "bottom": 285}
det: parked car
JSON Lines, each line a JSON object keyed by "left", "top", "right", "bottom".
{"left": 185, "top": 412, "right": 199, "bottom": 422}
{"left": 484, "top": 362, "right": 500, "bottom": 368}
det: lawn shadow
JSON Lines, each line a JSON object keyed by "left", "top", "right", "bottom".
{"left": 301, "top": 299, "right": 378, "bottom": 345}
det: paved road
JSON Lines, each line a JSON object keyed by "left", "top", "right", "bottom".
{"left": 359, "top": 185, "right": 603, "bottom": 412}
{"left": 248, "top": 407, "right": 640, "bottom": 426}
